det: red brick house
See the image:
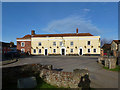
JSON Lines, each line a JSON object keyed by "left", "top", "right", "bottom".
{"left": 101, "top": 44, "right": 111, "bottom": 56}
{"left": 1, "top": 42, "right": 16, "bottom": 54}
{"left": 16, "top": 30, "right": 35, "bottom": 54}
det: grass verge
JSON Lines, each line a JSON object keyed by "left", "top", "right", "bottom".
{"left": 103, "top": 65, "right": 120, "bottom": 71}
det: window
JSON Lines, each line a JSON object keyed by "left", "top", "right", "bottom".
{"left": 21, "top": 48, "right": 25, "bottom": 53}
{"left": 53, "top": 49, "right": 56, "bottom": 53}
{"left": 70, "top": 49, "right": 73, "bottom": 53}
{"left": 88, "top": 49, "right": 90, "bottom": 53}
{"left": 60, "top": 42, "right": 62, "bottom": 46}
{"left": 33, "top": 49, "right": 36, "bottom": 53}
{"left": 88, "top": 41, "right": 90, "bottom": 45}
{"left": 93, "top": 49, "right": 97, "bottom": 53}
{"left": 70, "top": 41, "right": 73, "bottom": 46}
{"left": 53, "top": 42, "right": 56, "bottom": 46}
{"left": 39, "top": 49, "right": 41, "bottom": 53}
{"left": 38, "top": 42, "right": 42, "bottom": 46}
{"left": 21, "top": 42, "right": 25, "bottom": 47}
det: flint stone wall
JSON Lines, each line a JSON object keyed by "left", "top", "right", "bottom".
{"left": 98, "top": 56, "right": 117, "bottom": 69}
{"left": 40, "top": 68, "right": 90, "bottom": 88}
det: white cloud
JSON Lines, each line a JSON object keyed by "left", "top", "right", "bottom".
{"left": 83, "top": 8, "right": 91, "bottom": 12}
{"left": 41, "top": 15, "right": 100, "bottom": 35}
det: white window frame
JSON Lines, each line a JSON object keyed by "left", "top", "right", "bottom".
{"left": 88, "top": 48, "right": 91, "bottom": 53}
{"left": 70, "top": 49, "right": 73, "bottom": 53}
{"left": 70, "top": 41, "right": 73, "bottom": 46}
{"left": 53, "top": 49, "right": 56, "bottom": 53}
{"left": 88, "top": 41, "right": 91, "bottom": 45}
{"left": 33, "top": 49, "right": 36, "bottom": 53}
{"left": 21, "top": 42, "right": 25, "bottom": 47}
{"left": 38, "top": 49, "right": 41, "bottom": 53}
{"left": 93, "top": 48, "right": 97, "bottom": 53}
{"left": 21, "top": 48, "right": 25, "bottom": 53}
{"left": 60, "top": 42, "right": 63, "bottom": 46}
{"left": 38, "top": 42, "right": 42, "bottom": 46}
{"left": 53, "top": 42, "right": 56, "bottom": 46}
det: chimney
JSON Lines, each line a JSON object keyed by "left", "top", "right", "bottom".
{"left": 76, "top": 28, "right": 78, "bottom": 34}
{"left": 31, "top": 30, "right": 35, "bottom": 35}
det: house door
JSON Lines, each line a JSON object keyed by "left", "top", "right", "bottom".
{"left": 45, "top": 49, "right": 48, "bottom": 55}
{"left": 79, "top": 49, "right": 82, "bottom": 55}
{"left": 61, "top": 49, "right": 65, "bottom": 55}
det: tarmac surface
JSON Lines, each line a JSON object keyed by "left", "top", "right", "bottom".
{"left": 2, "top": 56, "right": 118, "bottom": 88}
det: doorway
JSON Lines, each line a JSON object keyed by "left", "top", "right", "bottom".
{"left": 61, "top": 48, "right": 65, "bottom": 55}
{"left": 79, "top": 49, "right": 82, "bottom": 55}
{"left": 45, "top": 49, "right": 48, "bottom": 55}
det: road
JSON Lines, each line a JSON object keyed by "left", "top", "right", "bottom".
{"left": 2, "top": 56, "right": 118, "bottom": 88}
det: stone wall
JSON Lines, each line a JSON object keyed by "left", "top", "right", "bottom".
{"left": 3, "top": 64, "right": 90, "bottom": 89}
{"left": 98, "top": 56, "right": 117, "bottom": 69}
{"left": 40, "top": 68, "right": 90, "bottom": 88}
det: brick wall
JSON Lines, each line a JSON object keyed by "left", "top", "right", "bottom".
{"left": 17, "top": 41, "right": 31, "bottom": 53}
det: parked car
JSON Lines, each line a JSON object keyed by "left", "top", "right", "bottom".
{"left": 4, "top": 51, "right": 20, "bottom": 59}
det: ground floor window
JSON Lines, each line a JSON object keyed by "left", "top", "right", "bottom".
{"left": 33, "top": 49, "right": 36, "bottom": 53}
{"left": 88, "top": 49, "right": 91, "bottom": 53}
{"left": 21, "top": 48, "right": 25, "bottom": 53}
{"left": 70, "top": 49, "right": 73, "bottom": 53}
{"left": 39, "top": 49, "right": 41, "bottom": 53}
{"left": 93, "top": 49, "right": 97, "bottom": 53}
{"left": 53, "top": 49, "right": 56, "bottom": 53}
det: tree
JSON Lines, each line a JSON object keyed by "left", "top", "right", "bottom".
{"left": 101, "top": 38, "right": 112, "bottom": 47}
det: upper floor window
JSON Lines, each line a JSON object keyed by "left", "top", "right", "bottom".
{"left": 88, "top": 49, "right": 91, "bottom": 53}
{"left": 88, "top": 41, "right": 90, "bottom": 45}
{"left": 93, "top": 49, "right": 97, "bottom": 53}
{"left": 21, "top": 42, "right": 25, "bottom": 47}
{"left": 53, "top": 49, "right": 56, "bottom": 53}
{"left": 53, "top": 42, "right": 56, "bottom": 46}
{"left": 38, "top": 42, "right": 42, "bottom": 46}
{"left": 60, "top": 42, "right": 63, "bottom": 46}
{"left": 21, "top": 48, "right": 25, "bottom": 53}
{"left": 33, "top": 49, "right": 36, "bottom": 53}
{"left": 70, "top": 49, "right": 73, "bottom": 53}
{"left": 70, "top": 41, "right": 73, "bottom": 46}
{"left": 39, "top": 49, "right": 41, "bottom": 53}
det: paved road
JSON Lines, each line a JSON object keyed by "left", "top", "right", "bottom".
{"left": 2, "top": 56, "right": 118, "bottom": 88}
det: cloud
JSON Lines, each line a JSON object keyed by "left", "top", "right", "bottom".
{"left": 41, "top": 15, "right": 100, "bottom": 35}
{"left": 83, "top": 8, "right": 91, "bottom": 12}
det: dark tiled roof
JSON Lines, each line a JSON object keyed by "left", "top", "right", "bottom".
{"left": 17, "top": 34, "right": 31, "bottom": 39}
{"left": 102, "top": 44, "right": 111, "bottom": 50}
{"left": 33, "top": 33, "right": 93, "bottom": 37}
{"left": 113, "top": 40, "right": 120, "bottom": 44}
{"left": 2, "top": 42, "right": 16, "bottom": 47}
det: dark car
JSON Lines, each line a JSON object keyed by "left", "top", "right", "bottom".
{"left": 4, "top": 51, "right": 20, "bottom": 59}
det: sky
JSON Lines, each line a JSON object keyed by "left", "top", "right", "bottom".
{"left": 2, "top": 2, "right": 118, "bottom": 45}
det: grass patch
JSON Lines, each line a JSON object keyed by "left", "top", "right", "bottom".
{"left": 35, "top": 76, "right": 58, "bottom": 89}
{"left": 103, "top": 65, "right": 120, "bottom": 71}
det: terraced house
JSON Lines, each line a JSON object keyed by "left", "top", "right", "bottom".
{"left": 17, "top": 28, "right": 100, "bottom": 56}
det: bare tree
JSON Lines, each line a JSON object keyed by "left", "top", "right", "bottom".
{"left": 101, "top": 38, "right": 112, "bottom": 47}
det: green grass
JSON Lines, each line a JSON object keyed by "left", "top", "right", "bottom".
{"left": 35, "top": 76, "right": 58, "bottom": 89}
{"left": 103, "top": 65, "right": 120, "bottom": 71}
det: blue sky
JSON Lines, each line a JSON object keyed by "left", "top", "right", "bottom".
{"left": 2, "top": 2, "right": 118, "bottom": 45}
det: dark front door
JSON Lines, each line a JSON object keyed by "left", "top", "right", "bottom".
{"left": 45, "top": 49, "right": 47, "bottom": 55}
{"left": 80, "top": 49, "right": 82, "bottom": 55}
{"left": 62, "top": 49, "right": 65, "bottom": 55}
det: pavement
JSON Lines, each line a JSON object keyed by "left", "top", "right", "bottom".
{"left": 2, "top": 56, "right": 118, "bottom": 88}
